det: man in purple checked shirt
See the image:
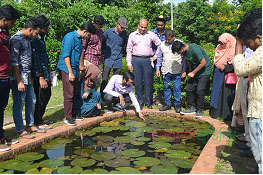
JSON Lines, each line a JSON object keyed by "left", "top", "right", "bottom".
{"left": 126, "top": 19, "right": 161, "bottom": 109}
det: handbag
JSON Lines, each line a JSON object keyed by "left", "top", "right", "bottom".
{"left": 225, "top": 73, "right": 237, "bottom": 84}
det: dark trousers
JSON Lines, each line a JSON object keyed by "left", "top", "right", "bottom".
{"left": 103, "top": 93, "right": 132, "bottom": 109}
{"left": 33, "top": 78, "right": 51, "bottom": 125}
{"left": 100, "top": 65, "right": 121, "bottom": 95}
{"left": 0, "top": 78, "right": 10, "bottom": 139}
{"left": 132, "top": 56, "right": 153, "bottom": 106}
{"left": 61, "top": 71, "right": 78, "bottom": 119}
{"left": 186, "top": 75, "right": 210, "bottom": 110}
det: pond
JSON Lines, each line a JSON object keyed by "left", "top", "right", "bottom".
{"left": 0, "top": 116, "right": 213, "bottom": 174}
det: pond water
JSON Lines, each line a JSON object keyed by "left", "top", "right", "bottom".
{"left": 0, "top": 116, "right": 213, "bottom": 174}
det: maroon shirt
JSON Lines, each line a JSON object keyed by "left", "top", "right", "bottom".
{"left": 0, "top": 29, "right": 11, "bottom": 79}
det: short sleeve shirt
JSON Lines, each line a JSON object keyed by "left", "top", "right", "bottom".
{"left": 0, "top": 29, "right": 11, "bottom": 79}
{"left": 57, "top": 30, "right": 82, "bottom": 77}
{"left": 185, "top": 44, "right": 212, "bottom": 76}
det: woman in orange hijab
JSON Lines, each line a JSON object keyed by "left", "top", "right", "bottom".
{"left": 75, "top": 64, "right": 102, "bottom": 117}
{"left": 210, "top": 33, "right": 236, "bottom": 121}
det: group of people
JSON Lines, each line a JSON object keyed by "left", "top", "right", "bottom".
{"left": 0, "top": 4, "right": 261, "bottom": 173}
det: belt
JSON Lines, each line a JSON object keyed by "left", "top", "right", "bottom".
{"left": 133, "top": 55, "right": 152, "bottom": 58}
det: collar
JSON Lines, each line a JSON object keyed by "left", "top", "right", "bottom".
{"left": 73, "top": 30, "right": 81, "bottom": 39}
{"left": 152, "top": 28, "right": 166, "bottom": 36}
{"left": 135, "top": 29, "right": 149, "bottom": 35}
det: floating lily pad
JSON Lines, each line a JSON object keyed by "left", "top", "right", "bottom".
{"left": 160, "top": 159, "right": 175, "bottom": 167}
{"left": 171, "top": 159, "right": 194, "bottom": 169}
{"left": 121, "top": 149, "right": 145, "bottom": 158}
{"left": 71, "top": 158, "right": 96, "bottom": 167}
{"left": 150, "top": 165, "right": 178, "bottom": 174}
{"left": 41, "top": 142, "right": 65, "bottom": 150}
{"left": 57, "top": 166, "right": 82, "bottom": 174}
{"left": 196, "top": 129, "right": 214, "bottom": 137}
{"left": 0, "top": 160, "right": 21, "bottom": 169}
{"left": 115, "top": 125, "right": 129, "bottom": 131}
{"left": 164, "top": 150, "right": 191, "bottom": 159}
{"left": 52, "top": 137, "right": 73, "bottom": 144}
{"left": 100, "top": 121, "right": 120, "bottom": 127}
{"left": 81, "top": 169, "right": 93, "bottom": 174}
{"left": 123, "top": 132, "right": 143, "bottom": 137}
{"left": 164, "top": 128, "right": 185, "bottom": 133}
{"left": 0, "top": 169, "right": 3, "bottom": 173}
{"left": 105, "top": 157, "right": 130, "bottom": 168}
{"left": 0, "top": 171, "right": 13, "bottom": 174}
{"left": 16, "top": 152, "right": 44, "bottom": 162}
{"left": 148, "top": 142, "right": 171, "bottom": 149}
{"left": 13, "top": 162, "right": 39, "bottom": 171}
{"left": 74, "top": 148, "right": 95, "bottom": 157}
{"left": 92, "top": 127, "right": 113, "bottom": 133}
{"left": 91, "top": 152, "right": 117, "bottom": 161}
{"left": 115, "top": 167, "right": 141, "bottom": 174}
{"left": 134, "top": 157, "right": 160, "bottom": 167}
{"left": 131, "top": 141, "right": 145, "bottom": 145}
{"left": 114, "top": 136, "right": 134, "bottom": 143}
{"left": 93, "top": 136, "right": 114, "bottom": 142}
{"left": 39, "top": 159, "right": 64, "bottom": 169}
{"left": 154, "top": 135, "right": 175, "bottom": 143}
{"left": 26, "top": 168, "right": 52, "bottom": 174}
{"left": 135, "top": 137, "right": 151, "bottom": 142}
{"left": 126, "top": 121, "right": 146, "bottom": 128}
{"left": 154, "top": 148, "right": 168, "bottom": 152}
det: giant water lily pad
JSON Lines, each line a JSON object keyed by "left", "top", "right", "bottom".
{"left": 92, "top": 127, "right": 113, "bottom": 133}
{"left": 93, "top": 136, "right": 114, "bottom": 142}
{"left": 74, "top": 148, "right": 95, "bottom": 157}
{"left": 135, "top": 137, "right": 151, "bottom": 142}
{"left": 125, "top": 121, "right": 146, "bottom": 128}
{"left": 164, "top": 150, "right": 191, "bottom": 159}
{"left": 105, "top": 157, "right": 130, "bottom": 168}
{"left": 150, "top": 165, "right": 178, "bottom": 174}
{"left": 26, "top": 168, "right": 52, "bottom": 174}
{"left": 0, "top": 160, "right": 21, "bottom": 169}
{"left": 114, "top": 136, "right": 134, "bottom": 143}
{"left": 39, "top": 159, "right": 64, "bottom": 169}
{"left": 13, "top": 162, "right": 39, "bottom": 171}
{"left": 134, "top": 157, "right": 160, "bottom": 167}
{"left": 123, "top": 132, "right": 143, "bottom": 137}
{"left": 148, "top": 142, "right": 171, "bottom": 149}
{"left": 91, "top": 152, "right": 117, "bottom": 161}
{"left": 57, "top": 166, "right": 82, "bottom": 174}
{"left": 115, "top": 167, "right": 141, "bottom": 174}
{"left": 16, "top": 152, "right": 44, "bottom": 162}
{"left": 170, "top": 159, "right": 194, "bottom": 169}
{"left": 71, "top": 158, "right": 96, "bottom": 167}
{"left": 121, "top": 149, "right": 145, "bottom": 158}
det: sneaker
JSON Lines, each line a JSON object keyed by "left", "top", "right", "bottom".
{"left": 112, "top": 106, "right": 126, "bottom": 112}
{"left": 180, "top": 106, "right": 196, "bottom": 115}
{"left": 74, "top": 115, "right": 84, "bottom": 121}
{"left": 196, "top": 110, "right": 203, "bottom": 118}
{"left": 0, "top": 144, "right": 10, "bottom": 152}
{"left": 175, "top": 105, "right": 181, "bottom": 113}
{"left": 159, "top": 105, "right": 171, "bottom": 111}
{"left": 5, "top": 138, "right": 19, "bottom": 145}
{"left": 64, "top": 118, "right": 77, "bottom": 126}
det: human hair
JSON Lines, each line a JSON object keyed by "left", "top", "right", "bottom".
{"left": 172, "top": 40, "right": 185, "bottom": 54}
{"left": 35, "top": 15, "right": 50, "bottom": 29}
{"left": 123, "top": 71, "right": 134, "bottom": 82}
{"left": 80, "top": 22, "right": 96, "bottom": 34}
{"left": 24, "top": 18, "right": 40, "bottom": 30}
{"left": 237, "top": 9, "right": 262, "bottom": 40}
{"left": 165, "top": 29, "right": 175, "bottom": 38}
{"left": 94, "top": 15, "right": 105, "bottom": 25}
{"left": 0, "top": 5, "right": 20, "bottom": 20}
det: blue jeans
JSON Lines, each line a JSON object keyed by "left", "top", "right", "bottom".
{"left": 163, "top": 73, "right": 181, "bottom": 107}
{"left": 0, "top": 78, "right": 10, "bottom": 139}
{"left": 11, "top": 80, "right": 36, "bottom": 132}
{"left": 249, "top": 118, "right": 262, "bottom": 174}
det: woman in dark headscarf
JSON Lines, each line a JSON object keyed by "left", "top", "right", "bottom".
{"left": 75, "top": 64, "right": 101, "bottom": 117}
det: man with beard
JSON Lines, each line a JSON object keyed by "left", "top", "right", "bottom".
{"left": 0, "top": 5, "right": 20, "bottom": 151}
{"left": 31, "top": 15, "right": 52, "bottom": 130}
{"left": 10, "top": 18, "right": 41, "bottom": 139}
{"left": 103, "top": 71, "right": 145, "bottom": 120}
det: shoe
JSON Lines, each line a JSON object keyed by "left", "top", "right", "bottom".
{"left": 1, "top": 137, "right": 19, "bottom": 145}
{"left": 196, "top": 110, "right": 203, "bottom": 118}
{"left": 180, "top": 106, "right": 196, "bottom": 115}
{"left": 236, "top": 144, "right": 251, "bottom": 150}
{"left": 146, "top": 105, "right": 152, "bottom": 109}
{"left": 106, "top": 110, "right": 113, "bottom": 114}
{"left": 236, "top": 133, "right": 247, "bottom": 142}
{"left": 112, "top": 106, "right": 126, "bottom": 112}
{"left": 140, "top": 105, "right": 144, "bottom": 110}
{"left": 64, "top": 118, "right": 77, "bottom": 126}
{"left": 0, "top": 144, "right": 10, "bottom": 152}
{"left": 241, "top": 149, "right": 253, "bottom": 158}
{"left": 159, "top": 105, "right": 171, "bottom": 111}
{"left": 74, "top": 115, "right": 84, "bottom": 121}
{"left": 175, "top": 105, "right": 181, "bottom": 113}
{"left": 38, "top": 124, "right": 53, "bottom": 130}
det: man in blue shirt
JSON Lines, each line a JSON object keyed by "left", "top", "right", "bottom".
{"left": 57, "top": 22, "right": 96, "bottom": 126}
{"left": 100, "top": 17, "right": 128, "bottom": 97}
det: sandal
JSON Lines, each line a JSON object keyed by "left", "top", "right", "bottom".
{"left": 26, "top": 126, "right": 47, "bottom": 133}
{"left": 42, "top": 120, "right": 54, "bottom": 125}
{"left": 38, "top": 124, "right": 53, "bottom": 130}
{"left": 17, "top": 131, "right": 36, "bottom": 139}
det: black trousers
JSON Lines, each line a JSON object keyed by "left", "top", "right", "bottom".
{"left": 33, "top": 78, "right": 51, "bottom": 125}
{"left": 100, "top": 65, "right": 121, "bottom": 96}
{"left": 186, "top": 75, "right": 210, "bottom": 111}
{"left": 103, "top": 93, "right": 132, "bottom": 109}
